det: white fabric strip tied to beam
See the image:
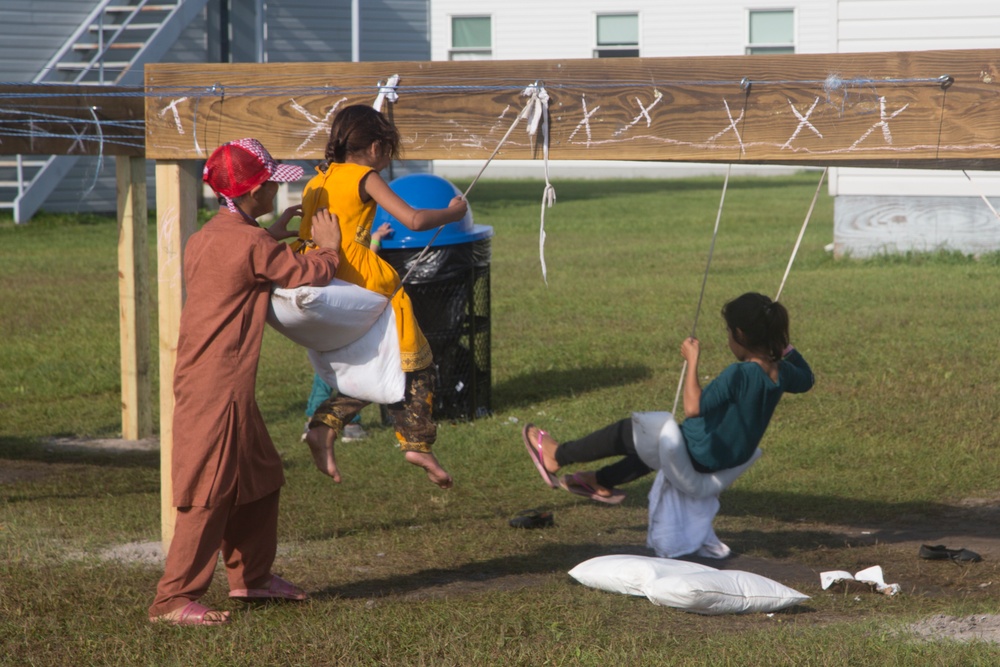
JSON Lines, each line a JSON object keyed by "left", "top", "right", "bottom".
{"left": 373, "top": 74, "right": 400, "bottom": 112}
{"left": 521, "top": 82, "right": 556, "bottom": 285}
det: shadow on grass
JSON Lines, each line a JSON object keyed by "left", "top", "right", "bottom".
{"left": 0, "top": 435, "right": 160, "bottom": 469}
{"left": 722, "top": 488, "right": 1000, "bottom": 549}
{"left": 312, "top": 541, "right": 650, "bottom": 601}
{"left": 492, "top": 364, "right": 652, "bottom": 409}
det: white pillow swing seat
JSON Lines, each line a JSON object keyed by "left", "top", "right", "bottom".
{"left": 267, "top": 279, "right": 406, "bottom": 405}
{"left": 632, "top": 411, "right": 761, "bottom": 560}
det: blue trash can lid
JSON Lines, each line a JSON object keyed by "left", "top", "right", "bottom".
{"left": 374, "top": 173, "right": 493, "bottom": 248}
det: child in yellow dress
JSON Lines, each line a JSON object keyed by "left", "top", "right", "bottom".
{"left": 296, "top": 104, "right": 467, "bottom": 488}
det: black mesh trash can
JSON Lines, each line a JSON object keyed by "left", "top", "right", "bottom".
{"left": 374, "top": 174, "right": 494, "bottom": 421}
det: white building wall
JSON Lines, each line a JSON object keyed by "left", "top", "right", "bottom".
{"left": 832, "top": 0, "right": 1000, "bottom": 199}
{"left": 430, "top": 1, "right": 837, "bottom": 60}
{"left": 830, "top": 0, "right": 1000, "bottom": 256}
{"left": 430, "top": 1, "right": 837, "bottom": 179}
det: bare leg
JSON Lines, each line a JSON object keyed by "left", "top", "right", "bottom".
{"left": 305, "top": 424, "right": 341, "bottom": 482}
{"left": 404, "top": 450, "right": 453, "bottom": 489}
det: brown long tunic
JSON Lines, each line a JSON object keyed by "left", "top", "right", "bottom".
{"left": 171, "top": 209, "right": 339, "bottom": 507}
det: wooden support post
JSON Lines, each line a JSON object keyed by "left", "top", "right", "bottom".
{"left": 116, "top": 156, "right": 152, "bottom": 440}
{"left": 155, "top": 160, "right": 199, "bottom": 548}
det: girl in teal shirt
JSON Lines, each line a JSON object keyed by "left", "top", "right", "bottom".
{"left": 524, "top": 292, "right": 814, "bottom": 503}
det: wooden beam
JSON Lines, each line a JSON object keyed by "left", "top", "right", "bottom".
{"left": 145, "top": 50, "right": 1000, "bottom": 169}
{"left": 155, "top": 160, "right": 198, "bottom": 548}
{"left": 116, "top": 156, "right": 152, "bottom": 440}
{"left": 0, "top": 84, "right": 144, "bottom": 156}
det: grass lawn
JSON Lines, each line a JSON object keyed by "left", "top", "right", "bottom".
{"left": 2, "top": 173, "right": 1000, "bottom": 665}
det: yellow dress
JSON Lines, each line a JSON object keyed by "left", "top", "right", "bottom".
{"left": 296, "top": 162, "right": 432, "bottom": 372}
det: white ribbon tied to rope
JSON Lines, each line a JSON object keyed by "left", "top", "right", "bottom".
{"left": 522, "top": 83, "right": 556, "bottom": 284}
{"left": 373, "top": 74, "right": 400, "bottom": 112}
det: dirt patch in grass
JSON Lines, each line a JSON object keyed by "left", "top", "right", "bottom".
{"left": 21, "top": 437, "right": 1000, "bottom": 643}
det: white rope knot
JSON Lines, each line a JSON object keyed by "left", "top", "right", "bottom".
{"left": 373, "top": 74, "right": 400, "bottom": 111}
{"left": 521, "top": 83, "right": 549, "bottom": 136}
{"left": 522, "top": 83, "right": 556, "bottom": 284}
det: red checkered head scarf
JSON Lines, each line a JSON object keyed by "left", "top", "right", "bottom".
{"left": 203, "top": 138, "right": 304, "bottom": 213}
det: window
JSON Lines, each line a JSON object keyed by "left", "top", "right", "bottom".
{"left": 746, "top": 10, "right": 794, "bottom": 55}
{"left": 595, "top": 13, "right": 639, "bottom": 58}
{"left": 450, "top": 16, "right": 492, "bottom": 60}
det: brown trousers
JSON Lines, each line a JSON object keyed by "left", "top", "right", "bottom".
{"left": 148, "top": 488, "right": 280, "bottom": 618}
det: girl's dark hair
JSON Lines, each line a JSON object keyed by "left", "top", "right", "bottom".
{"left": 322, "top": 104, "right": 401, "bottom": 168}
{"left": 721, "top": 292, "right": 790, "bottom": 361}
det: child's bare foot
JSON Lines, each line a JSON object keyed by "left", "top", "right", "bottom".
{"left": 404, "top": 450, "right": 453, "bottom": 489}
{"left": 525, "top": 424, "right": 559, "bottom": 474}
{"left": 305, "top": 425, "right": 341, "bottom": 482}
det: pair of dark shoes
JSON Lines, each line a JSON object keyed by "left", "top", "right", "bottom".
{"left": 919, "top": 544, "right": 982, "bottom": 562}
{"left": 509, "top": 509, "right": 554, "bottom": 529}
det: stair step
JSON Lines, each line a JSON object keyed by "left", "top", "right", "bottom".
{"left": 0, "top": 160, "right": 47, "bottom": 168}
{"left": 88, "top": 23, "right": 161, "bottom": 32}
{"left": 105, "top": 4, "right": 178, "bottom": 12}
{"left": 73, "top": 42, "right": 145, "bottom": 50}
{"left": 56, "top": 61, "right": 131, "bottom": 70}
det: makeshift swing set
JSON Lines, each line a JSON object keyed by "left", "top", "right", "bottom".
{"left": 3, "top": 48, "right": 999, "bottom": 545}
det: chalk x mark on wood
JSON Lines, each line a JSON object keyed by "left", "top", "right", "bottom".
{"left": 782, "top": 97, "right": 823, "bottom": 150}
{"left": 707, "top": 99, "right": 744, "bottom": 150}
{"left": 567, "top": 95, "right": 600, "bottom": 147}
{"left": 66, "top": 122, "right": 89, "bottom": 154}
{"left": 850, "top": 96, "right": 909, "bottom": 150}
{"left": 614, "top": 89, "right": 663, "bottom": 137}
{"left": 291, "top": 97, "right": 347, "bottom": 151}
{"left": 158, "top": 98, "right": 188, "bottom": 135}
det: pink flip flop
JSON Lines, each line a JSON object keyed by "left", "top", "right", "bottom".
{"left": 559, "top": 472, "right": 626, "bottom": 505}
{"left": 149, "top": 600, "right": 231, "bottom": 626}
{"left": 522, "top": 423, "right": 559, "bottom": 489}
{"left": 229, "top": 574, "right": 308, "bottom": 601}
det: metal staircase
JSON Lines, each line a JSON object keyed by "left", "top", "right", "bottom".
{"left": 3, "top": 0, "right": 209, "bottom": 223}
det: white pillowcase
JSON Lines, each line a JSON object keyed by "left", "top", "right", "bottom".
{"left": 645, "top": 570, "right": 809, "bottom": 615}
{"left": 308, "top": 305, "right": 405, "bottom": 404}
{"left": 568, "top": 555, "right": 718, "bottom": 597}
{"left": 268, "top": 279, "right": 389, "bottom": 352}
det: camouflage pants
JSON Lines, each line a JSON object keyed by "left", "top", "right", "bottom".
{"left": 309, "top": 365, "right": 436, "bottom": 453}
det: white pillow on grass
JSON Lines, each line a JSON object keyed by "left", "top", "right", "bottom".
{"left": 568, "top": 555, "right": 718, "bottom": 596}
{"left": 645, "top": 570, "right": 809, "bottom": 615}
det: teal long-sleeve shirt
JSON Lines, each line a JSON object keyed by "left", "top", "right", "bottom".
{"left": 680, "top": 349, "right": 814, "bottom": 473}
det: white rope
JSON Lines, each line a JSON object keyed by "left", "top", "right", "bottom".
{"left": 962, "top": 170, "right": 1000, "bottom": 221}
{"left": 775, "top": 167, "right": 827, "bottom": 301}
{"left": 672, "top": 164, "right": 732, "bottom": 415}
